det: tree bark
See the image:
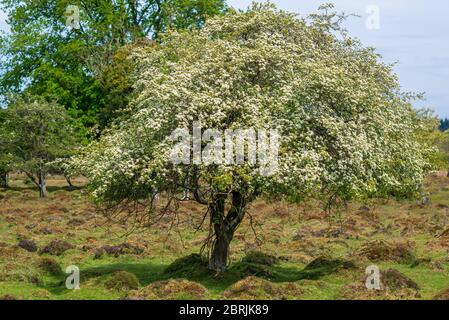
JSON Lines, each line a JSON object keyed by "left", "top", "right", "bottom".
{"left": 0, "top": 169, "right": 8, "bottom": 188}
{"left": 38, "top": 171, "right": 47, "bottom": 198}
{"left": 208, "top": 192, "right": 246, "bottom": 272}
{"left": 65, "top": 175, "right": 74, "bottom": 189}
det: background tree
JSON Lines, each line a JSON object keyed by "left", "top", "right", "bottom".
{"left": 0, "top": 108, "right": 14, "bottom": 188}
{"left": 0, "top": 0, "right": 227, "bottom": 132}
{"left": 73, "top": 4, "right": 433, "bottom": 272}
{"left": 4, "top": 95, "right": 81, "bottom": 198}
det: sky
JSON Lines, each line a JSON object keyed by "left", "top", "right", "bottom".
{"left": 0, "top": 1, "right": 448, "bottom": 118}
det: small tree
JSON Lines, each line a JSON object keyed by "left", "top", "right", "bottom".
{"left": 74, "top": 4, "right": 434, "bottom": 271}
{"left": 0, "top": 108, "right": 13, "bottom": 188}
{"left": 4, "top": 96, "right": 79, "bottom": 198}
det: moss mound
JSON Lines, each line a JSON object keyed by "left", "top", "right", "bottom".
{"left": 164, "top": 254, "right": 210, "bottom": 278}
{"left": 355, "top": 240, "right": 416, "bottom": 264}
{"left": 301, "top": 256, "right": 356, "bottom": 279}
{"left": 127, "top": 279, "right": 208, "bottom": 300}
{"left": 223, "top": 276, "right": 302, "bottom": 300}
{"left": 37, "top": 257, "right": 63, "bottom": 276}
{"left": 104, "top": 271, "right": 140, "bottom": 292}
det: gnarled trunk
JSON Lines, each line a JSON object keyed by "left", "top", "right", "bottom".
{"left": 208, "top": 191, "right": 246, "bottom": 272}
{"left": 0, "top": 169, "right": 8, "bottom": 188}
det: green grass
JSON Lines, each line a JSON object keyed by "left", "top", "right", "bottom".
{"left": 1, "top": 173, "right": 449, "bottom": 300}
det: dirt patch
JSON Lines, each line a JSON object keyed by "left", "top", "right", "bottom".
{"left": 222, "top": 276, "right": 302, "bottom": 300}
{"left": 40, "top": 240, "right": 74, "bottom": 256}
{"left": 104, "top": 271, "right": 140, "bottom": 292}
{"left": 127, "top": 279, "right": 207, "bottom": 300}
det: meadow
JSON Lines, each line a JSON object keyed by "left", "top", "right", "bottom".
{"left": 0, "top": 172, "right": 448, "bottom": 300}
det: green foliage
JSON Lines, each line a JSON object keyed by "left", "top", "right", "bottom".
{"left": 75, "top": 4, "right": 433, "bottom": 206}
{"left": 0, "top": 0, "right": 228, "bottom": 131}
{"left": 1, "top": 95, "right": 81, "bottom": 196}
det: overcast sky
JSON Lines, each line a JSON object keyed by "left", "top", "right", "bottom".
{"left": 1, "top": 1, "right": 448, "bottom": 118}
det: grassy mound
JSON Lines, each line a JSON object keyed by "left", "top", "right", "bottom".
{"left": 127, "top": 279, "right": 208, "bottom": 300}
{"left": 37, "top": 257, "right": 63, "bottom": 276}
{"left": 229, "top": 251, "right": 280, "bottom": 279}
{"left": 163, "top": 254, "right": 210, "bottom": 278}
{"left": 104, "top": 271, "right": 140, "bottom": 292}
{"left": 381, "top": 269, "right": 420, "bottom": 291}
{"left": 18, "top": 239, "right": 38, "bottom": 253}
{"left": 341, "top": 268, "right": 420, "bottom": 300}
{"left": 222, "top": 276, "right": 302, "bottom": 300}
{"left": 0, "top": 295, "right": 19, "bottom": 300}
{"left": 95, "top": 243, "right": 145, "bottom": 259}
{"left": 434, "top": 288, "right": 449, "bottom": 300}
{"left": 354, "top": 240, "right": 416, "bottom": 264}
{"left": 301, "top": 256, "right": 356, "bottom": 280}
{"left": 39, "top": 240, "right": 74, "bottom": 256}
{"left": 241, "top": 251, "right": 279, "bottom": 266}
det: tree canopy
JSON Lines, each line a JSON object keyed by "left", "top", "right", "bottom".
{"left": 0, "top": 0, "right": 227, "bottom": 131}
{"left": 2, "top": 95, "right": 80, "bottom": 197}
{"left": 73, "top": 4, "right": 433, "bottom": 271}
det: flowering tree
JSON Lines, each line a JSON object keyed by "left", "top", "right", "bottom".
{"left": 74, "top": 4, "right": 433, "bottom": 272}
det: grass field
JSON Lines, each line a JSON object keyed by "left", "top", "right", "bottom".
{"left": 0, "top": 173, "right": 449, "bottom": 300}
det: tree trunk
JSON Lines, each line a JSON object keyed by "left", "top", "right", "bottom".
{"left": 447, "top": 169, "right": 449, "bottom": 177}
{"left": 208, "top": 192, "right": 246, "bottom": 272}
{"left": 209, "top": 230, "right": 232, "bottom": 272}
{"left": 65, "top": 176, "right": 74, "bottom": 189}
{"left": 38, "top": 171, "right": 47, "bottom": 198}
{"left": 0, "top": 169, "right": 8, "bottom": 188}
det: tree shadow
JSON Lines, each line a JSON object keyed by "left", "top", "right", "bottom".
{"left": 41, "top": 262, "right": 167, "bottom": 296}
{"left": 40, "top": 257, "right": 351, "bottom": 296}
{"left": 5, "top": 185, "right": 83, "bottom": 194}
